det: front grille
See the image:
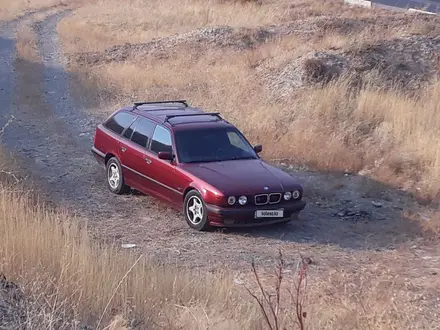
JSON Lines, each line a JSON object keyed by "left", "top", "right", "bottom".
{"left": 254, "top": 193, "right": 282, "bottom": 205}
{"left": 255, "top": 194, "right": 269, "bottom": 205}
{"left": 269, "top": 193, "right": 281, "bottom": 204}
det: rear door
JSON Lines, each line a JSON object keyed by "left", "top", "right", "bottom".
{"left": 97, "top": 110, "right": 138, "bottom": 161}
{"left": 119, "top": 117, "right": 157, "bottom": 194}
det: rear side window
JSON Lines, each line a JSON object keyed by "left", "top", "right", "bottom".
{"left": 130, "top": 117, "right": 156, "bottom": 148}
{"left": 150, "top": 125, "right": 172, "bottom": 154}
{"left": 104, "top": 111, "right": 136, "bottom": 135}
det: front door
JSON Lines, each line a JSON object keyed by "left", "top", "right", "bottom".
{"left": 146, "top": 125, "right": 184, "bottom": 206}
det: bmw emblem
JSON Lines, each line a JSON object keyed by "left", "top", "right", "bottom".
{"left": 264, "top": 186, "right": 269, "bottom": 190}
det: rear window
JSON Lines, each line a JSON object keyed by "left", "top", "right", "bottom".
{"left": 104, "top": 111, "right": 136, "bottom": 135}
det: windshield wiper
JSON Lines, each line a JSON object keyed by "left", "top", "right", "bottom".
{"left": 184, "top": 159, "right": 222, "bottom": 164}
{"left": 184, "top": 156, "right": 256, "bottom": 163}
{"left": 229, "top": 156, "right": 257, "bottom": 161}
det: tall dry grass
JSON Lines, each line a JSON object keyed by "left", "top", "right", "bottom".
{"left": 2, "top": 182, "right": 431, "bottom": 329}
{"left": 275, "top": 77, "right": 440, "bottom": 197}
{"left": 0, "top": 185, "right": 263, "bottom": 329}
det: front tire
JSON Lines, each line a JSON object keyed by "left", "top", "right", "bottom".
{"left": 106, "top": 157, "right": 130, "bottom": 194}
{"left": 184, "top": 190, "right": 210, "bottom": 231}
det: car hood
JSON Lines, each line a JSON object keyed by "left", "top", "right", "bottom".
{"left": 181, "top": 159, "right": 302, "bottom": 195}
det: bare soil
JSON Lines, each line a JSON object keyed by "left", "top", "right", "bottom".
{"left": 0, "top": 274, "right": 24, "bottom": 330}
{"left": 1, "top": 7, "right": 440, "bottom": 329}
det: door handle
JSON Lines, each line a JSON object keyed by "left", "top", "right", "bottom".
{"left": 121, "top": 147, "right": 126, "bottom": 152}
{"left": 144, "top": 157, "right": 152, "bottom": 164}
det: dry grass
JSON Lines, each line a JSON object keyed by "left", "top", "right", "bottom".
{"left": 0, "top": 0, "right": 94, "bottom": 22}
{"left": 57, "top": 0, "right": 283, "bottom": 52}
{"left": 404, "top": 208, "right": 440, "bottom": 240}
{"left": 0, "top": 0, "right": 60, "bottom": 21}
{"left": 277, "top": 78, "right": 440, "bottom": 196}
{"left": 0, "top": 185, "right": 263, "bottom": 329}
{"left": 2, "top": 180, "right": 438, "bottom": 329}
{"left": 57, "top": 0, "right": 364, "bottom": 53}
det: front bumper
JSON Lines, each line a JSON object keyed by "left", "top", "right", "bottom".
{"left": 206, "top": 200, "right": 307, "bottom": 227}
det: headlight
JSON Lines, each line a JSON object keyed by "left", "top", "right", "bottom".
{"left": 238, "top": 195, "right": 247, "bottom": 205}
{"left": 283, "top": 191, "right": 292, "bottom": 200}
{"left": 292, "top": 190, "right": 301, "bottom": 199}
{"left": 227, "top": 196, "right": 236, "bottom": 205}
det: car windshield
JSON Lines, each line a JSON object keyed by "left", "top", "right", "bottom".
{"left": 174, "top": 126, "right": 258, "bottom": 163}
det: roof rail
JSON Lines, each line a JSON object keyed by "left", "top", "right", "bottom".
{"left": 164, "top": 112, "right": 222, "bottom": 125}
{"left": 132, "top": 100, "right": 189, "bottom": 110}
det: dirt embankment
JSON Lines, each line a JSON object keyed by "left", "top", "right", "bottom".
{"left": 72, "top": 14, "right": 440, "bottom": 99}
{"left": 264, "top": 35, "right": 440, "bottom": 100}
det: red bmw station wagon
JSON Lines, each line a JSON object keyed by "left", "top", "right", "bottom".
{"left": 91, "top": 100, "right": 306, "bottom": 230}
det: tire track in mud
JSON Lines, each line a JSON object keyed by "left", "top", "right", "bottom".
{"left": 1, "top": 8, "right": 436, "bottom": 277}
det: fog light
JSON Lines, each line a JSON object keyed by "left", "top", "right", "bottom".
{"left": 238, "top": 195, "right": 247, "bottom": 205}
{"left": 227, "top": 196, "right": 236, "bottom": 205}
{"left": 292, "top": 190, "right": 300, "bottom": 199}
{"left": 283, "top": 192, "right": 292, "bottom": 200}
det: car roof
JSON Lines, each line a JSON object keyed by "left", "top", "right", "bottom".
{"left": 120, "top": 101, "right": 234, "bottom": 130}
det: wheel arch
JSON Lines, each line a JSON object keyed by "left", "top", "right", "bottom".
{"left": 183, "top": 186, "right": 199, "bottom": 200}
{"left": 105, "top": 153, "right": 117, "bottom": 165}
{"left": 183, "top": 183, "right": 223, "bottom": 205}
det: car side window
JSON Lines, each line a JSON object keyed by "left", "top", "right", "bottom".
{"left": 150, "top": 125, "right": 172, "bottom": 154}
{"left": 104, "top": 112, "right": 136, "bottom": 135}
{"left": 130, "top": 117, "right": 156, "bottom": 148}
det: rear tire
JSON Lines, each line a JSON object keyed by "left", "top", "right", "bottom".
{"left": 184, "top": 190, "right": 210, "bottom": 231}
{"left": 106, "top": 157, "right": 130, "bottom": 194}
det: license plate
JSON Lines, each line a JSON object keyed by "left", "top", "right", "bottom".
{"left": 255, "top": 209, "right": 284, "bottom": 218}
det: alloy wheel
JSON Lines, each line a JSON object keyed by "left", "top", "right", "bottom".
{"left": 186, "top": 195, "right": 204, "bottom": 225}
{"left": 107, "top": 163, "right": 120, "bottom": 189}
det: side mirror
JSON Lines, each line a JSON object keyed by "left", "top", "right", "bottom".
{"left": 253, "top": 144, "right": 263, "bottom": 153}
{"left": 158, "top": 151, "right": 174, "bottom": 161}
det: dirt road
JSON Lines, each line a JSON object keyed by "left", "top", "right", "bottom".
{"left": 1, "top": 8, "right": 440, "bottom": 305}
